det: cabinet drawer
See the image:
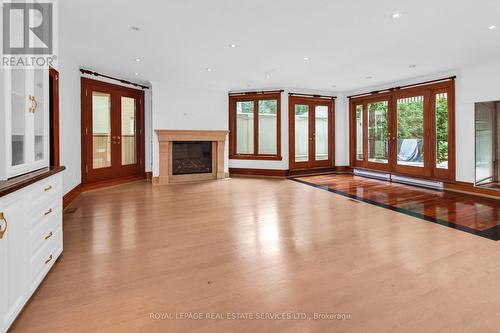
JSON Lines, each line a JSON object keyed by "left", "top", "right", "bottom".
{"left": 27, "top": 175, "right": 62, "bottom": 210}
{"left": 28, "top": 194, "right": 61, "bottom": 230}
{"left": 30, "top": 226, "right": 62, "bottom": 293}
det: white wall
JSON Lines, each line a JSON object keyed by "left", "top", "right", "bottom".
{"left": 60, "top": 57, "right": 500, "bottom": 184}
{"left": 151, "top": 81, "right": 229, "bottom": 176}
{"left": 456, "top": 58, "right": 500, "bottom": 183}
{"left": 57, "top": 40, "right": 81, "bottom": 194}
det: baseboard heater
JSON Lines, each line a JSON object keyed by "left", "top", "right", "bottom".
{"left": 391, "top": 175, "right": 443, "bottom": 190}
{"left": 354, "top": 169, "right": 444, "bottom": 190}
{"left": 353, "top": 169, "right": 391, "bottom": 181}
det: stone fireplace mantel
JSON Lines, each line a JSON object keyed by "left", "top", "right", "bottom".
{"left": 155, "top": 129, "right": 228, "bottom": 185}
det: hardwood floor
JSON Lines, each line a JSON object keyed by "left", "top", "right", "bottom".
{"left": 9, "top": 178, "right": 500, "bottom": 332}
{"left": 295, "top": 174, "right": 500, "bottom": 240}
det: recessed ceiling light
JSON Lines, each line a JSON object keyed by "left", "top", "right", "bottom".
{"left": 229, "top": 43, "right": 237, "bottom": 48}
{"left": 303, "top": 56, "right": 309, "bottom": 61}
{"left": 265, "top": 74, "right": 271, "bottom": 79}
{"left": 130, "top": 26, "right": 140, "bottom": 31}
{"left": 134, "top": 58, "right": 141, "bottom": 62}
{"left": 488, "top": 25, "right": 497, "bottom": 30}
{"left": 206, "top": 67, "right": 213, "bottom": 72}
{"left": 134, "top": 73, "right": 139, "bottom": 76}
{"left": 366, "top": 76, "right": 373, "bottom": 79}
{"left": 392, "top": 12, "right": 403, "bottom": 19}
{"left": 409, "top": 64, "right": 417, "bottom": 68}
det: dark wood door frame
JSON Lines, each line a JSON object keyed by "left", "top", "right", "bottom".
{"left": 49, "top": 67, "right": 60, "bottom": 167}
{"left": 289, "top": 96, "right": 335, "bottom": 170}
{"left": 81, "top": 77, "right": 145, "bottom": 186}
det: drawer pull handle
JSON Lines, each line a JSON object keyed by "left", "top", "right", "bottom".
{"left": 0, "top": 212, "right": 7, "bottom": 239}
{"left": 44, "top": 254, "right": 53, "bottom": 265}
{"left": 44, "top": 186, "right": 52, "bottom": 192}
{"left": 44, "top": 209, "right": 53, "bottom": 216}
{"left": 44, "top": 231, "right": 53, "bottom": 240}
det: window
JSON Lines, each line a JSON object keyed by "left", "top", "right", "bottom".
{"left": 229, "top": 92, "right": 281, "bottom": 160}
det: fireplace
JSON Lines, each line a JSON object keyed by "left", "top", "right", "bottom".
{"left": 155, "top": 130, "right": 228, "bottom": 184}
{"left": 172, "top": 141, "right": 212, "bottom": 175}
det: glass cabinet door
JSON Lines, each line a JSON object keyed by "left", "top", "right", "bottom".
{"left": 33, "top": 69, "right": 46, "bottom": 162}
{"left": 10, "top": 69, "right": 27, "bottom": 168}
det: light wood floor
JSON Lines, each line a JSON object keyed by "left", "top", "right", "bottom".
{"left": 10, "top": 178, "right": 500, "bottom": 332}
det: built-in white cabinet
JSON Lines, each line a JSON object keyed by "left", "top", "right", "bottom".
{"left": 0, "top": 196, "right": 26, "bottom": 333}
{"left": 0, "top": 172, "right": 63, "bottom": 333}
{"left": 1, "top": 68, "right": 49, "bottom": 181}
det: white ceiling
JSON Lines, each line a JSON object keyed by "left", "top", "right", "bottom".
{"left": 61, "top": 0, "right": 500, "bottom": 92}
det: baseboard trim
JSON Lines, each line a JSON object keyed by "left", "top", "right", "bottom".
{"left": 81, "top": 174, "right": 147, "bottom": 192}
{"left": 63, "top": 184, "right": 82, "bottom": 208}
{"left": 229, "top": 168, "right": 288, "bottom": 178}
{"left": 444, "top": 181, "right": 500, "bottom": 200}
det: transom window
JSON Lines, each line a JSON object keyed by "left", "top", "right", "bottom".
{"left": 229, "top": 92, "right": 281, "bottom": 160}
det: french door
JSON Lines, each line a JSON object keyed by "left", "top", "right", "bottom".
{"left": 81, "top": 78, "right": 145, "bottom": 185}
{"left": 350, "top": 80, "right": 455, "bottom": 180}
{"left": 289, "top": 96, "right": 334, "bottom": 169}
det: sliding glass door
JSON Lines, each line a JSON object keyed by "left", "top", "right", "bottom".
{"left": 350, "top": 80, "right": 455, "bottom": 180}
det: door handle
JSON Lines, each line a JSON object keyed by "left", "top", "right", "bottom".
{"left": 0, "top": 212, "right": 7, "bottom": 239}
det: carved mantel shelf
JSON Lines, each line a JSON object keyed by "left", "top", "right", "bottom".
{"left": 155, "top": 129, "right": 228, "bottom": 185}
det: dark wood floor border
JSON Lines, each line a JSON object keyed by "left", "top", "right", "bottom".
{"left": 63, "top": 183, "right": 82, "bottom": 208}
{"left": 290, "top": 177, "right": 500, "bottom": 241}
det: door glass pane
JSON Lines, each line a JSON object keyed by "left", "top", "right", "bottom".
{"left": 236, "top": 101, "right": 254, "bottom": 154}
{"left": 295, "top": 104, "right": 309, "bottom": 162}
{"left": 367, "top": 101, "right": 388, "bottom": 163}
{"left": 258, "top": 99, "right": 277, "bottom": 155}
{"left": 436, "top": 93, "right": 449, "bottom": 169}
{"left": 11, "top": 69, "right": 25, "bottom": 166}
{"left": 356, "top": 104, "right": 363, "bottom": 160}
{"left": 121, "top": 97, "right": 136, "bottom": 165}
{"left": 397, "top": 96, "right": 424, "bottom": 167}
{"left": 92, "top": 92, "right": 111, "bottom": 169}
{"left": 475, "top": 102, "right": 495, "bottom": 184}
{"left": 315, "top": 105, "right": 328, "bottom": 161}
{"left": 34, "top": 69, "right": 45, "bottom": 161}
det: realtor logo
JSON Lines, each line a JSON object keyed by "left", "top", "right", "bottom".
{"left": 2, "top": 1, "right": 57, "bottom": 68}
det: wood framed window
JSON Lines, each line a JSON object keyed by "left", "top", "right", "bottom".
{"left": 349, "top": 79, "right": 455, "bottom": 181}
{"left": 229, "top": 92, "right": 282, "bottom": 160}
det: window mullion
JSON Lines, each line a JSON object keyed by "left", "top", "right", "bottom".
{"left": 254, "top": 99, "right": 259, "bottom": 155}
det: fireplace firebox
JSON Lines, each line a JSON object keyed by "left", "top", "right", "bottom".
{"left": 172, "top": 141, "right": 212, "bottom": 175}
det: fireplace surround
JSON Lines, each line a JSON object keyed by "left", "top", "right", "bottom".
{"left": 155, "top": 130, "right": 228, "bottom": 184}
